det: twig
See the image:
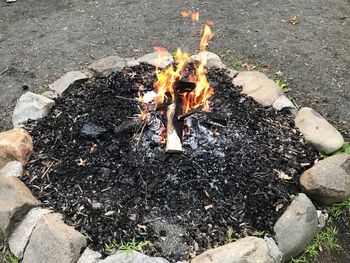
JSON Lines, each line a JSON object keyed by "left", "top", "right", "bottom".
{"left": 0, "top": 66, "right": 9, "bottom": 77}
{"left": 177, "top": 105, "right": 204, "bottom": 120}
{"left": 115, "top": 95, "right": 140, "bottom": 102}
{"left": 41, "top": 161, "right": 55, "bottom": 180}
{"left": 136, "top": 121, "right": 147, "bottom": 150}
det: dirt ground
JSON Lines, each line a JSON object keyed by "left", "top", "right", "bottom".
{"left": 0, "top": 0, "right": 349, "bottom": 262}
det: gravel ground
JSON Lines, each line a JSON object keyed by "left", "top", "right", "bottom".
{"left": 0, "top": 0, "right": 349, "bottom": 262}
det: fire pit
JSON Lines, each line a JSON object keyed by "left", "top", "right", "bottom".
{"left": 3, "top": 12, "right": 348, "bottom": 263}
{"left": 21, "top": 38, "right": 319, "bottom": 262}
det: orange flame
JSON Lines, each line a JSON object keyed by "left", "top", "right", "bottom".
{"left": 191, "top": 12, "right": 199, "bottom": 22}
{"left": 139, "top": 15, "right": 215, "bottom": 116}
{"left": 181, "top": 10, "right": 199, "bottom": 22}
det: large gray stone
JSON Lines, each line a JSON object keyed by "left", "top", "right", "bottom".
{"left": 49, "top": 71, "right": 88, "bottom": 97}
{"left": 232, "top": 71, "right": 284, "bottom": 107}
{"left": 295, "top": 107, "right": 344, "bottom": 154}
{"left": 0, "top": 176, "right": 39, "bottom": 244}
{"left": 274, "top": 193, "right": 318, "bottom": 261}
{"left": 190, "top": 51, "right": 226, "bottom": 69}
{"left": 88, "top": 55, "right": 125, "bottom": 77}
{"left": 100, "top": 251, "right": 169, "bottom": 263}
{"left": 300, "top": 153, "right": 350, "bottom": 204}
{"left": 77, "top": 248, "right": 102, "bottom": 263}
{"left": 0, "top": 161, "right": 23, "bottom": 177}
{"left": 12, "top": 92, "right": 55, "bottom": 127}
{"left": 125, "top": 57, "right": 140, "bottom": 67}
{"left": 9, "top": 208, "right": 52, "bottom": 259}
{"left": 22, "top": 213, "right": 87, "bottom": 263}
{"left": 191, "top": 236, "right": 282, "bottom": 263}
{"left": 138, "top": 51, "right": 173, "bottom": 68}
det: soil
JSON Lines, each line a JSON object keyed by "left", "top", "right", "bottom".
{"left": 1, "top": 1, "right": 349, "bottom": 262}
{"left": 22, "top": 64, "right": 319, "bottom": 262}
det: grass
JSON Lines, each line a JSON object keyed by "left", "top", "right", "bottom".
{"left": 327, "top": 197, "right": 350, "bottom": 220}
{"left": 2, "top": 251, "right": 19, "bottom": 263}
{"left": 274, "top": 79, "right": 290, "bottom": 94}
{"left": 36, "top": 84, "right": 49, "bottom": 94}
{"left": 251, "top": 230, "right": 265, "bottom": 237}
{"left": 226, "top": 226, "right": 236, "bottom": 242}
{"left": 104, "top": 238, "right": 150, "bottom": 254}
{"left": 290, "top": 226, "right": 342, "bottom": 263}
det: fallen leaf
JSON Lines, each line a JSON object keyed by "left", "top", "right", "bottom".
{"left": 243, "top": 63, "right": 256, "bottom": 71}
{"left": 204, "top": 204, "right": 214, "bottom": 210}
{"left": 128, "top": 213, "right": 137, "bottom": 220}
{"left": 204, "top": 190, "right": 210, "bottom": 197}
{"left": 90, "top": 143, "right": 97, "bottom": 153}
{"left": 77, "top": 158, "right": 87, "bottom": 166}
{"left": 275, "top": 70, "right": 283, "bottom": 76}
{"left": 274, "top": 169, "right": 292, "bottom": 180}
{"left": 275, "top": 203, "right": 284, "bottom": 212}
{"left": 137, "top": 224, "right": 147, "bottom": 231}
{"left": 289, "top": 15, "right": 300, "bottom": 25}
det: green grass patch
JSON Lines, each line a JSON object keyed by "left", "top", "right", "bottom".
{"left": 104, "top": 238, "right": 150, "bottom": 254}
{"left": 2, "top": 251, "right": 19, "bottom": 263}
{"left": 226, "top": 226, "right": 236, "bottom": 243}
{"left": 290, "top": 226, "right": 342, "bottom": 263}
{"left": 327, "top": 197, "right": 350, "bottom": 220}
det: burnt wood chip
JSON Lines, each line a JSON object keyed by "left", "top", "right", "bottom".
{"left": 22, "top": 64, "right": 320, "bottom": 262}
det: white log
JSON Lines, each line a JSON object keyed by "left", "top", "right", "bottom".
{"left": 165, "top": 103, "right": 183, "bottom": 153}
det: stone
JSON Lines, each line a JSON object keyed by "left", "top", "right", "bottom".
{"left": 190, "top": 51, "right": 226, "bottom": 69}
{"left": 100, "top": 251, "right": 169, "bottom": 263}
{"left": 77, "top": 248, "right": 102, "bottom": 263}
{"left": 0, "top": 176, "right": 39, "bottom": 243}
{"left": 49, "top": 71, "right": 88, "bottom": 97}
{"left": 300, "top": 153, "right": 350, "bottom": 204}
{"left": 138, "top": 51, "right": 174, "bottom": 68}
{"left": 80, "top": 123, "right": 107, "bottom": 138}
{"left": 227, "top": 68, "right": 239, "bottom": 78}
{"left": 125, "top": 57, "right": 140, "bottom": 67}
{"left": 272, "top": 95, "right": 296, "bottom": 111}
{"left": 232, "top": 71, "right": 284, "bottom": 107}
{"left": 88, "top": 55, "right": 125, "bottom": 77}
{"left": 191, "top": 236, "right": 282, "bottom": 263}
{"left": 0, "top": 128, "right": 33, "bottom": 169}
{"left": 295, "top": 107, "right": 344, "bottom": 154}
{"left": 317, "top": 210, "right": 328, "bottom": 230}
{"left": 41, "top": 90, "right": 57, "bottom": 99}
{"left": 274, "top": 193, "right": 318, "bottom": 261}
{"left": 22, "top": 213, "right": 87, "bottom": 263}
{"left": 9, "top": 208, "right": 52, "bottom": 259}
{"left": 0, "top": 161, "right": 23, "bottom": 177}
{"left": 12, "top": 92, "right": 55, "bottom": 127}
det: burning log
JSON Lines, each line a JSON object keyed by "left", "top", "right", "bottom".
{"left": 166, "top": 95, "right": 184, "bottom": 153}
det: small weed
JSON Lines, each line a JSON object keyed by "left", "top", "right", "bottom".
{"left": 3, "top": 251, "right": 19, "bottom": 263}
{"left": 36, "top": 84, "right": 49, "bottom": 94}
{"left": 226, "top": 226, "right": 236, "bottom": 242}
{"left": 83, "top": 232, "right": 93, "bottom": 242}
{"left": 292, "top": 226, "right": 342, "bottom": 262}
{"left": 251, "top": 230, "right": 264, "bottom": 237}
{"left": 327, "top": 197, "right": 350, "bottom": 220}
{"left": 290, "top": 256, "right": 308, "bottom": 263}
{"left": 104, "top": 238, "right": 150, "bottom": 254}
{"left": 274, "top": 79, "right": 290, "bottom": 94}
{"left": 289, "top": 194, "right": 297, "bottom": 201}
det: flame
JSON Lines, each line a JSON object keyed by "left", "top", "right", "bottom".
{"left": 191, "top": 12, "right": 199, "bottom": 22}
{"left": 181, "top": 10, "right": 199, "bottom": 22}
{"left": 139, "top": 15, "right": 215, "bottom": 116}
